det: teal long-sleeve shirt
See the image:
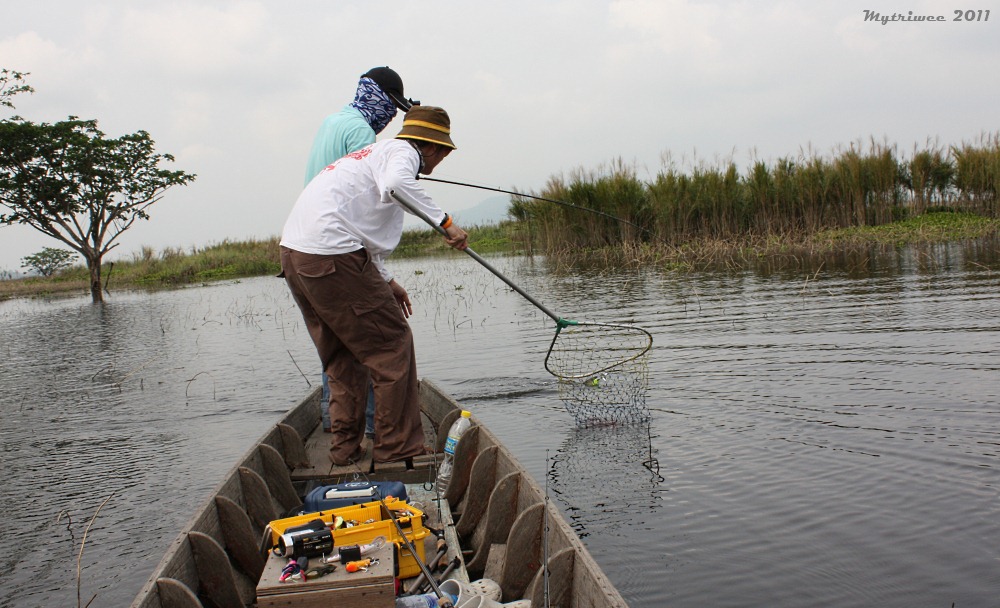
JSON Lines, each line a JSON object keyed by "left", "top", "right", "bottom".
{"left": 303, "top": 105, "right": 375, "bottom": 185}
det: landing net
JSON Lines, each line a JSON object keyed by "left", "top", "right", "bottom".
{"left": 544, "top": 321, "right": 652, "bottom": 426}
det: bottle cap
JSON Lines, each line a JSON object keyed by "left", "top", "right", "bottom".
{"left": 460, "top": 410, "right": 471, "bottom": 417}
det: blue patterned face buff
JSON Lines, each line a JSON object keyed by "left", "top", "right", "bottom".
{"left": 350, "top": 77, "right": 397, "bottom": 134}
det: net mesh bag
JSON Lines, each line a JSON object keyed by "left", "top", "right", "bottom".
{"left": 544, "top": 321, "right": 652, "bottom": 426}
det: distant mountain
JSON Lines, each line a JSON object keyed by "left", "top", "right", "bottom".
{"left": 452, "top": 195, "right": 512, "bottom": 226}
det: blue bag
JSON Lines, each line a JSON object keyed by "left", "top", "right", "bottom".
{"left": 302, "top": 480, "right": 408, "bottom": 512}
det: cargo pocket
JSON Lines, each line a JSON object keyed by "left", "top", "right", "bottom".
{"left": 350, "top": 296, "right": 407, "bottom": 344}
{"left": 296, "top": 257, "right": 337, "bottom": 279}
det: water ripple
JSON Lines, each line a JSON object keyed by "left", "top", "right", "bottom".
{"left": 2, "top": 245, "right": 999, "bottom": 607}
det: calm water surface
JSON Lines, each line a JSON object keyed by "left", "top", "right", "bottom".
{"left": 1, "top": 243, "right": 998, "bottom": 607}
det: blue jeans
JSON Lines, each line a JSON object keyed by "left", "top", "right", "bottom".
{"left": 322, "top": 372, "right": 375, "bottom": 436}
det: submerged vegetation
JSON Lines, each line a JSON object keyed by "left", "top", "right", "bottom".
{"left": 3, "top": 133, "right": 998, "bottom": 300}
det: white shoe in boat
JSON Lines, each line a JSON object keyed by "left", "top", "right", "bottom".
{"left": 461, "top": 596, "right": 531, "bottom": 608}
{"left": 438, "top": 578, "right": 502, "bottom": 607}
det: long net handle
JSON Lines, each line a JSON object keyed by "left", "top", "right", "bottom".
{"left": 391, "top": 189, "right": 563, "bottom": 324}
{"left": 391, "top": 189, "right": 653, "bottom": 386}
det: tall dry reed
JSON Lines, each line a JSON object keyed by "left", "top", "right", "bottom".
{"left": 512, "top": 134, "right": 1000, "bottom": 254}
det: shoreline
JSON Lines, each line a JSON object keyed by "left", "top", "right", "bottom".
{"left": 2, "top": 212, "right": 997, "bottom": 302}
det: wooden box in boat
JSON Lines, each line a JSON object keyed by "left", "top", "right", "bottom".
{"left": 256, "top": 541, "right": 395, "bottom": 608}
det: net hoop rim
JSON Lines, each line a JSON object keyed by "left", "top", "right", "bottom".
{"left": 543, "top": 321, "right": 653, "bottom": 380}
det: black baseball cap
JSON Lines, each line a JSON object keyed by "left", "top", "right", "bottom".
{"left": 362, "top": 66, "right": 418, "bottom": 111}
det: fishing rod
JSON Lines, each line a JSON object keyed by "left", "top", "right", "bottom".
{"left": 418, "top": 176, "right": 648, "bottom": 234}
{"left": 391, "top": 189, "right": 653, "bottom": 381}
{"left": 345, "top": 461, "right": 456, "bottom": 607}
{"left": 543, "top": 450, "right": 551, "bottom": 608}
{"left": 380, "top": 495, "right": 453, "bottom": 607}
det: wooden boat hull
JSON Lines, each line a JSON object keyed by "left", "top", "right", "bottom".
{"left": 130, "top": 378, "right": 628, "bottom": 607}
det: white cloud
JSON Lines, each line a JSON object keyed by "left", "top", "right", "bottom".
{"left": 0, "top": 31, "right": 66, "bottom": 69}
{"left": 117, "top": 3, "right": 272, "bottom": 75}
{"left": 1, "top": 0, "right": 998, "bottom": 271}
{"left": 609, "top": 0, "right": 723, "bottom": 56}
{"left": 0, "top": 30, "right": 103, "bottom": 113}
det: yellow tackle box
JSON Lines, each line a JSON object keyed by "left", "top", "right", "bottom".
{"left": 268, "top": 497, "right": 429, "bottom": 579}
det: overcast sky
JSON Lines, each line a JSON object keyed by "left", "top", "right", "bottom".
{"left": 1, "top": 1, "right": 997, "bottom": 272}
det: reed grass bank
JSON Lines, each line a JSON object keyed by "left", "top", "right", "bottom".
{"left": 4, "top": 132, "right": 999, "bottom": 299}
{"left": 539, "top": 212, "right": 999, "bottom": 273}
{"left": 511, "top": 133, "right": 1000, "bottom": 252}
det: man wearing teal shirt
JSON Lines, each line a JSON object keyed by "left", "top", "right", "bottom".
{"left": 304, "top": 67, "right": 415, "bottom": 184}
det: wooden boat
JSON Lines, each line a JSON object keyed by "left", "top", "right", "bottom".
{"left": 129, "top": 378, "right": 627, "bottom": 608}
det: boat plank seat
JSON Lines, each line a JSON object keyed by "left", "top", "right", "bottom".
{"left": 293, "top": 422, "right": 350, "bottom": 481}
{"left": 154, "top": 578, "right": 202, "bottom": 608}
{"left": 258, "top": 443, "right": 302, "bottom": 514}
{"left": 237, "top": 467, "right": 278, "bottom": 534}
{"left": 215, "top": 495, "right": 266, "bottom": 580}
{"left": 188, "top": 531, "right": 249, "bottom": 608}
{"left": 282, "top": 388, "right": 349, "bottom": 482}
{"left": 495, "top": 502, "right": 545, "bottom": 601}
{"left": 276, "top": 423, "right": 310, "bottom": 469}
{"left": 527, "top": 547, "right": 575, "bottom": 608}
{"left": 140, "top": 420, "right": 306, "bottom": 608}
{"left": 464, "top": 470, "right": 543, "bottom": 579}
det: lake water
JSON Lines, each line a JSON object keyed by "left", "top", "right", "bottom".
{"left": 1, "top": 243, "right": 998, "bottom": 607}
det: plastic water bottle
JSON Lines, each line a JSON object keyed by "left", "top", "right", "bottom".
{"left": 435, "top": 410, "right": 472, "bottom": 494}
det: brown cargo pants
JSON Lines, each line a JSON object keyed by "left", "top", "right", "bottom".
{"left": 280, "top": 246, "right": 425, "bottom": 463}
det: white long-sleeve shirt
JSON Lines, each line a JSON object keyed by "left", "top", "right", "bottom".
{"left": 280, "top": 139, "right": 446, "bottom": 282}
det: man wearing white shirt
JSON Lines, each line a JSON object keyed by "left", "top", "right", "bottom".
{"left": 304, "top": 67, "right": 414, "bottom": 439}
{"left": 280, "top": 106, "right": 467, "bottom": 466}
